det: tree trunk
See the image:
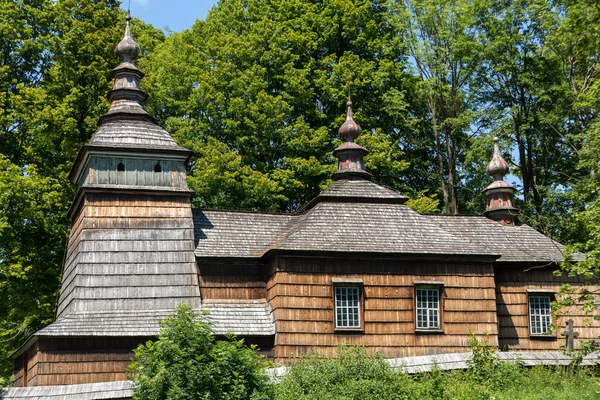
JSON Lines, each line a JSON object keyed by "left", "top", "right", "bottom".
{"left": 430, "top": 98, "right": 450, "bottom": 213}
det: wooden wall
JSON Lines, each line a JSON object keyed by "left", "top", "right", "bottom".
{"left": 268, "top": 256, "right": 498, "bottom": 361}
{"left": 82, "top": 156, "right": 187, "bottom": 188}
{"left": 496, "top": 266, "right": 600, "bottom": 351}
{"left": 13, "top": 342, "right": 39, "bottom": 387}
{"left": 198, "top": 261, "right": 267, "bottom": 300}
{"left": 28, "top": 337, "right": 151, "bottom": 386}
{"left": 57, "top": 191, "right": 200, "bottom": 317}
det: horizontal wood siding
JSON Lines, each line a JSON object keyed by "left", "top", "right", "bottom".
{"left": 496, "top": 267, "right": 600, "bottom": 351}
{"left": 199, "top": 262, "right": 267, "bottom": 299}
{"left": 269, "top": 256, "right": 497, "bottom": 361}
{"left": 56, "top": 192, "right": 200, "bottom": 317}
{"left": 34, "top": 337, "right": 150, "bottom": 386}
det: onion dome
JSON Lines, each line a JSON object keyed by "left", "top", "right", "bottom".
{"left": 486, "top": 137, "right": 510, "bottom": 179}
{"left": 482, "top": 136, "right": 519, "bottom": 226}
{"left": 97, "top": 12, "right": 153, "bottom": 126}
{"left": 332, "top": 96, "right": 371, "bottom": 181}
{"left": 115, "top": 12, "right": 140, "bottom": 63}
{"left": 338, "top": 99, "right": 362, "bottom": 141}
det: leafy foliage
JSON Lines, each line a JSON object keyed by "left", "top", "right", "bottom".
{"left": 275, "top": 344, "right": 600, "bottom": 400}
{"left": 128, "top": 304, "right": 273, "bottom": 400}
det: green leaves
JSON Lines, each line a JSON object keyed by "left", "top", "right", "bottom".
{"left": 0, "top": 156, "right": 70, "bottom": 380}
{"left": 144, "top": 0, "right": 416, "bottom": 211}
{"left": 129, "top": 304, "right": 272, "bottom": 400}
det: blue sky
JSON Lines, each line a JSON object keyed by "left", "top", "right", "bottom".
{"left": 122, "top": 0, "right": 218, "bottom": 33}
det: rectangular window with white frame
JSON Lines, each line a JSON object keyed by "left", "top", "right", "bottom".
{"left": 334, "top": 286, "right": 361, "bottom": 329}
{"left": 528, "top": 294, "right": 552, "bottom": 335}
{"left": 415, "top": 286, "right": 441, "bottom": 330}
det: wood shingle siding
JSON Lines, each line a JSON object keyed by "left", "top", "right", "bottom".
{"left": 268, "top": 256, "right": 498, "bottom": 360}
{"left": 495, "top": 267, "right": 600, "bottom": 350}
{"left": 56, "top": 192, "right": 200, "bottom": 318}
{"left": 1, "top": 380, "right": 134, "bottom": 399}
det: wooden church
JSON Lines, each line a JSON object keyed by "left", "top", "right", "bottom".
{"left": 2, "top": 13, "right": 599, "bottom": 399}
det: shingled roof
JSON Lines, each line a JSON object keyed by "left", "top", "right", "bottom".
{"left": 37, "top": 301, "right": 274, "bottom": 337}
{"left": 0, "top": 381, "right": 134, "bottom": 400}
{"left": 193, "top": 179, "right": 568, "bottom": 263}
{"left": 88, "top": 119, "right": 189, "bottom": 152}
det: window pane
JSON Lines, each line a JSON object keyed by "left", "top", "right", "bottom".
{"left": 335, "top": 286, "right": 360, "bottom": 328}
{"left": 416, "top": 288, "right": 440, "bottom": 329}
{"left": 529, "top": 295, "right": 551, "bottom": 334}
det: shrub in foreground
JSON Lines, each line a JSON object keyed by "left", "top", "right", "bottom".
{"left": 128, "top": 304, "right": 273, "bottom": 400}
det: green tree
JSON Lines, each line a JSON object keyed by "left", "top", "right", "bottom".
{"left": 128, "top": 304, "right": 273, "bottom": 400}
{"left": 0, "top": 158, "right": 70, "bottom": 384}
{"left": 0, "top": 0, "right": 165, "bottom": 382}
{"left": 143, "top": 0, "right": 418, "bottom": 211}
{"left": 394, "top": 0, "right": 480, "bottom": 214}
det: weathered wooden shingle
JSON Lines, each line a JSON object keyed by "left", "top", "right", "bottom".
{"left": 194, "top": 210, "right": 299, "bottom": 259}
{"left": 428, "top": 215, "right": 568, "bottom": 263}
{"left": 56, "top": 194, "right": 202, "bottom": 320}
{"left": 88, "top": 120, "right": 188, "bottom": 151}
{"left": 194, "top": 179, "right": 571, "bottom": 263}
{"left": 37, "top": 301, "right": 274, "bottom": 337}
{"left": 0, "top": 381, "right": 134, "bottom": 399}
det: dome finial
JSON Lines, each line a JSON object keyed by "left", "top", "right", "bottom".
{"left": 332, "top": 89, "right": 371, "bottom": 181}
{"left": 115, "top": 10, "right": 140, "bottom": 63}
{"left": 338, "top": 84, "right": 361, "bottom": 142}
{"left": 486, "top": 136, "right": 510, "bottom": 179}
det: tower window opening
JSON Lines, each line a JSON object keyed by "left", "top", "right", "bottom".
{"left": 117, "top": 162, "right": 125, "bottom": 172}
{"left": 154, "top": 163, "right": 162, "bottom": 173}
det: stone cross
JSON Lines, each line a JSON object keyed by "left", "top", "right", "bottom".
{"left": 560, "top": 319, "right": 579, "bottom": 352}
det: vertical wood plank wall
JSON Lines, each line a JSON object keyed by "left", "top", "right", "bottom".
{"left": 268, "top": 256, "right": 498, "bottom": 361}
{"left": 496, "top": 267, "right": 600, "bottom": 351}
{"left": 198, "top": 261, "right": 267, "bottom": 300}
{"left": 13, "top": 343, "right": 38, "bottom": 387}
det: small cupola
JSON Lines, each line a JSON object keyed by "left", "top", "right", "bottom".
{"left": 332, "top": 97, "right": 372, "bottom": 181}
{"left": 483, "top": 137, "right": 519, "bottom": 225}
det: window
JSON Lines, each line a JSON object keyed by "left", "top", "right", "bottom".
{"left": 154, "top": 162, "right": 162, "bottom": 173}
{"left": 335, "top": 286, "right": 361, "bottom": 329}
{"left": 415, "top": 287, "right": 441, "bottom": 330}
{"left": 117, "top": 162, "right": 125, "bottom": 172}
{"left": 529, "top": 295, "right": 552, "bottom": 335}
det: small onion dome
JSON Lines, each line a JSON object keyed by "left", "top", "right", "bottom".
{"left": 486, "top": 136, "right": 510, "bottom": 178}
{"left": 115, "top": 12, "right": 140, "bottom": 63}
{"left": 338, "top": 99, "right": 362, "bottom": 142}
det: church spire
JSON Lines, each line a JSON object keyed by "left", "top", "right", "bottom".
{"left": 332, "top": 95, "right": 371, "bottom": 181}
{"left": 98, "top": 11, "right": 152, "bottom": 125}
{"left": 483, "top": 137, "right": 519, "bottom": 226}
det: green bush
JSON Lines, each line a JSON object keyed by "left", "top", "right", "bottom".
{"left": 274, "top": 344, "right": 600, "bottom": 400}
{"left": 128, "top": 304, "right": 273, "bottom": 400}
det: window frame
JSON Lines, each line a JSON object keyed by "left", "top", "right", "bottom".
{"left": 527, "top": 292, "right": 554, "bottom": 337}
{"left": 332, "top": 279, "right": 364, "bottom": 332}
{"left": 414, "top": 283, "right": 444, "bottom": 333}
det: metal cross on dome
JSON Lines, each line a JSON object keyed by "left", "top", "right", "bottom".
{"left": 560, "top": 319, "right": 579, "bottom": 352}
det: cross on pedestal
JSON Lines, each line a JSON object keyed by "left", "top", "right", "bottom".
{"left": 560, "top": 319, "right": 579, "bottom": 352}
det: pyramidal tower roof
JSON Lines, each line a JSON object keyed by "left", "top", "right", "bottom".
{"left": 87, "top": 12, "right": 187, "bottom": 152}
